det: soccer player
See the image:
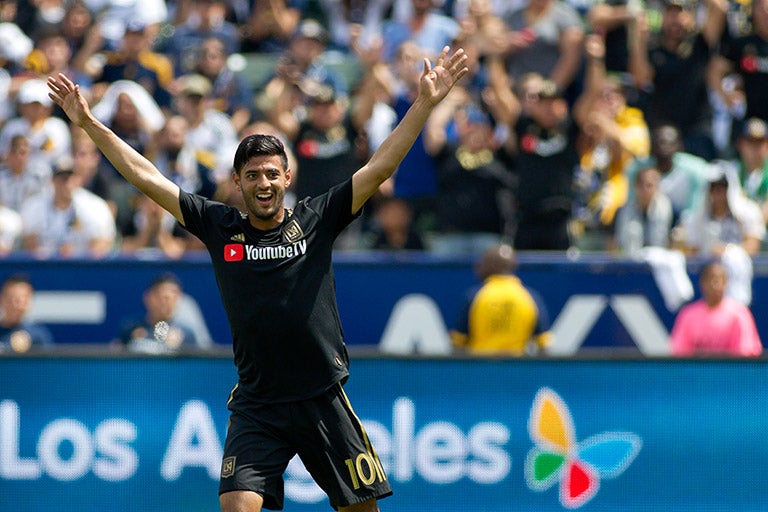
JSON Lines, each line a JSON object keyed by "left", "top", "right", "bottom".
{"left": 47, "top": 46, "right": 468, "bottom": 512}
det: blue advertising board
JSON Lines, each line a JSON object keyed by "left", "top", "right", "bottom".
{"left": 1, "top": 356, "right": 766, "bottom": 512}
{"left": 1, "top": 253, "right": 767, "bottom": 353}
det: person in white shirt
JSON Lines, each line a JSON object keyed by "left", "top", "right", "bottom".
{"left": 0, "top": 79, "right": 72, "bottom": 168}
{"left": 0, "top": 205, "right": 22, "bottom": 255}
{"left": 20, "top": 161, "right": 116, "bottom": 259}
{"left": 0, "top": 134, "right": 52, "bottom": 213}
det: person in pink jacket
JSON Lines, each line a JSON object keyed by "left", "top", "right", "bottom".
{"left": 670, "top": 260, "right": 762, "bottom": 356}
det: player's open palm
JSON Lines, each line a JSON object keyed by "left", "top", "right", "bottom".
{"left": 419, "top": 46, "right": 469, "bottom": 107}
{"left": 47, "top": 73, "right": 91, "bottom": 128}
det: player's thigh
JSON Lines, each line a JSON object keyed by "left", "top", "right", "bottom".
{"left": 338, "top": 497, "right": 380, "bottom": 512}
{"left": 220, "top": 409, "right": 294, "bottom": 509}
{"left": 220, "top": 489, "right": 263, "bottom": 512}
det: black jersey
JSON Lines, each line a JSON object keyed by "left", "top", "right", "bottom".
{"left": 179, "top": 178, "right": 360, "bottom": 404}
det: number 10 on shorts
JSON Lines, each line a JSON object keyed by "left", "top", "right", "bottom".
{"left": 344, "top": 450, "right": 387, "bottom": 489}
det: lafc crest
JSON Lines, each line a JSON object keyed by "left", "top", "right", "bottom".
{"left": 282, "top": 217, "right": 304, "bottom": 243}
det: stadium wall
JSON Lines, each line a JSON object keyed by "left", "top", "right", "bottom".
{"left": 1, "top": 355, "right": 766, "bottom": 511}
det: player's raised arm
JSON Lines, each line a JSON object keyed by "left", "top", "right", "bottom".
{"left": 47, "top": 74, "right": 184, "bottom": 223}
{"left": 350, "top": 46, "right": 468, "bottom": 214}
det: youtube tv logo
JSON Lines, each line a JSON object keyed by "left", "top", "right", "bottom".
{"left": 224, "top": 244, "right": 244, "bottom": 262}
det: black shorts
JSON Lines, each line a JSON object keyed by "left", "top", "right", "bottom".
{"left": 218, "top": 383, "right": 393, "bottom": 510}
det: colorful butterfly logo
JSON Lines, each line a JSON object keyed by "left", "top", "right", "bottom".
{"left": 524, "top": 388, "right": 642, "bottom": 509}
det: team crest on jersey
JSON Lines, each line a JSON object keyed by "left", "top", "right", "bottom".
{"left": 221, "top": 456, "right": 236, "bottom": 478}
{"left": 230, "top": 233, "right": 245, "bottom": 242}
{"left": 283, "top": 218, "right": 304, "bottom": 243}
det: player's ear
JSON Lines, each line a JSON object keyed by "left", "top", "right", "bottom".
{"left": 284, "top": 167, "right": 292, "bottom": 187}
{"left": 232, "top": 170, "right": 241, "bottom": 190}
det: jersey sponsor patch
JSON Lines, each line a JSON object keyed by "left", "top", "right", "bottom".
{"left": 282, "top": 218, "right": 304, "bottom": 243}
{"left": 224, "top": 244, "right": 244, "bottom": 262}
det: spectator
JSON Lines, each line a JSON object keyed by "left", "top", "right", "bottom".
{"left": 152, "top": 115, "right": 218, "bottom": 199}
{"left": 501, "top": 0, "right": 585, "bottom": 100}
{"left": 628, "top": 0, "right": 728, "bottom": 160}
{"left": 0, "top": 273, "right": 53, "bottom": 353}
{"left": 174, "top": 73, "right": 239, "bottom": 195}
{"left": 571, "top": 33, "right": 650, "bottom": 250}
{"left": 629, "top": 124, "right": 709, "bottom": 225}
{"left": 0, "top": 78, "right": 72, "bottom": 168}
{"left": 160, "top": 0, "right": 240, "bottom": 75}
{"left": 733, "top": 117, "right": 768, "bottom": 223}
{"left": 0, "top": 204, "right": 21, "bottom": 255}
{"left": 116, "top": 272, "right": 201, "bottom": 354}
{"left": 367, "top": 196, "right": 426, "bottom": 250}
{"left": 191, "top": 36, "right": 254, "bottom": 134}
{"left": 90, "top": 79, "right": 166, "bottom": 234}
{"left": 711, "top": 0, "right": 768, "bottom": 143}
{"left": 239, "top": 0, "right": 304, "bottom": 54}
{"left": 424, "top": 100, "right": 515, "bottom": 254}
{"left": 120, "top": 193, "right": 191, "bottom": 259}
{"left": 510, "top": 74, "right": 580, "bottom": 251}
{"left": 613, "top": 166, "right": 674, "bottom": 255}
{"left": 19, "top": 159, "right": 116, "bottom": 259}
{"left": 450, "top": 243, "right": 551, "bottom": 355}
{"left": 380, "top": 0, "right": 462, "bottom": 63}
{"left": 670, "top": 260, "right": 762, "bottom": 357}
{"left": 79, "top": 0, "right": 168, "bottom": 51}
{"left": 587, "top": 0, "right": 646, "bottom": 77}
{"left": 675, "top": 161, "right": 764, "bottom": 305}
{"left": 0, "top": 134, "right": 52, "bottom": 213}
{"left": 69, "top": 130, "right": 118, "bottom": 217}
{"left": 89, "top": 20, "right": 174, "bottom": 110}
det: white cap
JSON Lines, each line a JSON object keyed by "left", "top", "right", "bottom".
{"left": 17, "top": 79, "right": 53, "bottom": 107}
{"left": 0, "top": 23, "right": 33, "bottom": 63}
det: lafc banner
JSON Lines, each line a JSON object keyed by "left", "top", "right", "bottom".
{"left": 1, "top": 357, "right": 766, "bottom": 512}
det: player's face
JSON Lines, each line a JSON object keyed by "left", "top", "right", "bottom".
{"left": 233, "top": 155, "right": 292, "bottom": 229}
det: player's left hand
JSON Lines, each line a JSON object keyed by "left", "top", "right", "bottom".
{"left": 419, "top": 46, "right": 469, "bottom": 107}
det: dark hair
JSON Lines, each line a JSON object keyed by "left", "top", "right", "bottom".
{"left": 148, "top": 272, "right": 182, "bottom": 291}
{"left": 1, "top": 272, "right": 33, "bottom": 291}
{"left": 233, "top": 134, "right": 288, "bottom": 174}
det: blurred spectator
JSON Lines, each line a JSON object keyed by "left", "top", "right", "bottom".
{"left": 509, "top": 74, "right": 580, "bottom": 251}
{"left": 628, "top": 0, "right": 728, "bottom": 160}
{"left": 79, "top": 0, "right": 168, "bottom": 51}
{"left": 0, "top": 78, "right": 72, "bottom": 168}
{"left": 630, "top": 124, "right": 709, "bottom": 225}
{"left": 0, "top": 273, "right": 53, "bottom": 353}
{"left": 675, "top": 162, "right": 764, "bottom": 305}
{"left": 0, "top": 134, "right": 52, "bottom": 213}
{"left": 0, "top": 21, "right": 33, "bottom": 73}
{"left": 160, "top": 0, "right": 240, "bottom": 75}
{"left": 69, "top": 130, "right": 118, "bottom": 216}
{"left": 191, "top": 36, "right": 253, "bottom": 134}
{"left": 367, "top": 196, "right": 425, "bottom": 250}
{"left": 116, "top": 272, "right": 201, "bottom": 354}
{"left": 613, "top": 166, "right": 673, "bottom": 255}
{"left": 450, "top": 244, "right": 551, "bottom": 355}
{"left": 174, "top": 73, "right": 239, "bottom": 195}
{"left": 286, "top": 75, "right": 363, "bottom": 202}
{"left": 733, "top": 117, "right": 768, "bottom": 223}
{"left": 121, "top": 193, "right": 191, "bottom": 259}
{"left": 0, "top": 204, "right": 21, "bottom": 255}
{"left": 502, "top": 0, "right": 585, "bottom": 99}
{"left": 380, "top": 0, "right": 461, "bottom": 62}
{"left": 89, "top": 20, "right": 174, "bottom": 110}
{"left": 571, "top": 33, "right": 650, "bottom": 250}
{"left": 152, "top": 115, "right": 218, "bottom": 199}
{"left": 670, "top": 260, "right": 762, "bottom": 357}
{"left": 239, "top": 0, "right": 304, "bottom": 54}
{"left": 587, "top": 0, "right": 645, "bottom": 76}
{"left": 91, "top": 80, "right": 165, "bottom": 235}
{"left": 22, "top": 26, "right": 93, "bottom": 105}
{"left": 712, "top": 0, "right": 768, "bottom": 144}
{"left": 424, "top": 100, "right": 515, "bottom": 254}
{"left": 19, "top": 160, "right": 116, "bottom": 259}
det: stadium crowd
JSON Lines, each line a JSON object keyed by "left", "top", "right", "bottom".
{"left": 0, "top": 0, "right": 767, "bottom": 260}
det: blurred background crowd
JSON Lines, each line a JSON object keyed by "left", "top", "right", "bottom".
{"left": 1, "top": 0, "right": 767, "bottom": 356}
{"left": 1, "top": 0, "right": 768, "bottom": 261}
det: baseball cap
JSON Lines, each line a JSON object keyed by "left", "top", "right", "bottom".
{"left": 124, "top": 20, "right": 147, "bottom": 34}
{"left": 463, "top": 105, "right": 491, "bottom": 125}
{"left": 17, "top": 79, "right": 53, "bottom": 106}
{"left": 537, "top": 79, "right": 561, "bottom": 100}
{"left": 739, "top": 117, "right": 768, "bottom": 140}
{"left": 299, "top": 74, "right": 345, "bottom": 104}
{"left": 0, "top": 22, "right": 33, "bottom": 63}
{"left": 179, "top": 74, "right": 212, "bottom": 97}
{"left": 664, "top": 0, "right": 695, "bottom": 10}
